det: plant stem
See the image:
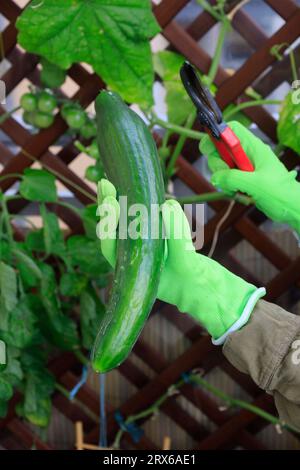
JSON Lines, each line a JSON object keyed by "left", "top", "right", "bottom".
{"left": 153, "top": 117, "right": 204, "bottom": 141}
{"left": 162, "top": 130, "right": 170, "bottom": 149}
{"left": 168, "top": 191, "right": 253, "bottom": 206}
{"left": 224, "top": 99, "right": 282, "bottom": 120}
{"left": 166, "top": 111, "right": 197, "bottom": 180}
{"left": 74, "top": 349, "right": 89, "bottom": 366}
{"left": 271, "top": 43, "right": 298, "bottom": 82}
{"left": 233, "top": 193, "right": 254, "bottom": 206}
{"left": 0, "top": 173, "right": 23, "bottom": 183}
{"left": 1, "top": 197, "right": 13, "bottom": 245}
{"left": 274, "top": 142, "right": 285, "bottom": 157}
{"left": 245, "top": 87, "right": 262, "bottom": 101}
{"left": 55, "top": 382, "right": 71, "bottom": 399}
{"left": 55, "top": 200, "right": 82, "bottom": 216}
{"left": 227, "top": 0, "right": 250, "bottom": 20}
{"left": 197, "top": 0, "right": 223, "bottom": 21}
{"left": 289, "top": 49, "right": 299, "bottom": 82}
{"left": 0, "top": 106, "right": 21, "bottom": 124}
{"left": 113, "top": 378, "right": 186, "bottom": 448}
{"left": 74, "top": 140, "right": 89, "bottom": 155}
{"left": 206, "top": 19, "right": 230, "bottom": 86}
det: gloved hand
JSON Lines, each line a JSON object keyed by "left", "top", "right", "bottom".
{"left": 200, "top": 121, "right": 300, "bottom": 234}
{"left": 97, "top": 179, "right": 265, "bottom": 345}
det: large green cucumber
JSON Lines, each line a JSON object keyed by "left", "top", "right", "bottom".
{"left": 92, "top": 91, "right": 165, "bottom": 372}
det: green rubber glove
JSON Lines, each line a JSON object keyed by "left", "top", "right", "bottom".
{"left": 97, "top": 179, "right": 265, "bottom": 344}
{"left": 200, "top": 121, "right": 300, "bottom": 234}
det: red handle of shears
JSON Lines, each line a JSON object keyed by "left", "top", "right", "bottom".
{"left": 211, "top": 126, "right": 254, "bottom": 172}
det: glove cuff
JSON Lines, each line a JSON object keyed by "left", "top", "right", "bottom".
{"left": 212, "top": 287, "right": 266, "bottom": 345}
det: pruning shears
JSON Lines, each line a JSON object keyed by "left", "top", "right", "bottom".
{"left": 180, "top": 61, "right": 254, "bottom": 172}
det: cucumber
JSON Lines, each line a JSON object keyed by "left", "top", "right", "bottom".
{"left": 92, "top": 91, "right": 165, "bottom": 372}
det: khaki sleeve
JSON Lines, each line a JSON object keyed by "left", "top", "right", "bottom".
{"left": 223, "top": 299, "right": 300, "bottom": 431}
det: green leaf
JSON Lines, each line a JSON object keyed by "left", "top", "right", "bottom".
{"left": 0, "top": 296, "right": 40, "bottom": 349}
{"left": 82, "top": 204, "right": 98, "bottom": 240}
{"left": 40, "top": 204, "right": 66, "bottom": 257}
{"left": 153, "top": 50, "right": 184, "bottom": 81}
{"left": 0, "top": 240, "right": 11, "bottom": 263}
{"left": 154, "top": 51, "right": 194, "bottom": 125}
{"left": 2, "top": 347, "right": 23, "bottom": 387}
{"left": 13, "top": 247, "right": 42, "bottom": 285}
{"left": 17, "top": 0, "right": 160, "bottom": 106}
{"left": 0, "top": 340, "right": 5, "bottom": 371}
{"left": 80, "top": 287, "right": 105, "bottom": 349}
{"left": 0, "top": 262, "right": 17, "bottom": 313}
{"left": 0, "top": 400, "right": 8, "bottom": 418}
{"left": 0, "top": 376, "right": 13, "bottom": 402}
{"left": 67, "top": 235, "right": 111, "bottom": 277}
{"left": 25, "top": 210, "right": 69, "bottom": 268}
{"left": 18, "top": 262, "right": 40, "bottom": 289}
{"left": 20, "top": 363, "right": 55, "bottom": 427}
{"left": 277, "top": 91, "right": 300, "bottom": 154}
{"left": 22, "top": 395, "right": 52, "bottom": 427}
{"left": 20, "top": 347, "right": 47, "bottom": 370}
{"left": 20, "top": 169, "right": 57, "bottom": 203}
{"left": 40, "top": 204, "right": 51, "bottom": 256}
{"left": 25, "top": 229, "right": 45, "bottom": 252}
{"left": 36, "top": 265, "right": 79, "bottom": 350}
{"left": 40, "top": 57, "right": 66, "bottom": 88}
{"left": 60, "top": 272, "right": 87, "bottom": 297}
{"left": 17, "top": 348, "right": 54, "bottom": 426}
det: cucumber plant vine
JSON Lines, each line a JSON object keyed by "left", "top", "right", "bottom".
{"left": 0, "top": 167, "right": 111, "bottom": 426}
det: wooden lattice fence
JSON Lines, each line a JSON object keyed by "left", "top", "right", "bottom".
{"left": 0, "top": 0, "right": 300, "bottom": 450}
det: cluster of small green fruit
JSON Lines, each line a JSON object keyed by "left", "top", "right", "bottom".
{"left": 74, "top": 139, "right": 104, "bottom": 183}
{"left": 21, "top": 90, "right": 96, "bottom": 135}
{"left": 20, "top": 89, "right": 103, "bottom": 183}
{"left": 21, "top": 90, "right": 57, "bottom": 129}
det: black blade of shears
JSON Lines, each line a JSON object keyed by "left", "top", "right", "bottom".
{"left": 180, "top": 61, "right": 223, "bottom": 139}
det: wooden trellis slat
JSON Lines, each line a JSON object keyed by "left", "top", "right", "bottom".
{"left": 153, "top": 0, "right": 190, "bottom": 27}
{"left": 131, "top": 339, "right": 266, "bottom": 450}
{"left": 0, "top": 141, "right": 12, "bottom": 165}
{"left": 120, "top": 358, "right": 209, "bottom": 442}
{"left": 196, "top": 393, "right": 274, "bottom": 450}
{"left": 7, "top": 419, "right": 52, "bottom": 450}
{"left": 216, "top": 10, "right": 300, "bottom": 107}
{"left": 265, "top": 0, "right": 299, "bottom": 19}
{"left": 0, "top": 0, "right": 21, "bottom": 19}
{"left": 256, "top": 46, "right": 300, "bottom": 95}
{"left": 0, "top": 0, "right": 300, "bottom": 450}
{"left": 187, "top": 1, "right": 265, "bottom": 49}
{"left": 266, "top": 256, "right": 300, "bottom": 302}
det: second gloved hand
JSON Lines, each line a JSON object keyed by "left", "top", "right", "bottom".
{"left": 97, "top": 179, "right": 265, "bottom": 345}
{"left": 200, "top": 121, "right": 300, "bottom": 234}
